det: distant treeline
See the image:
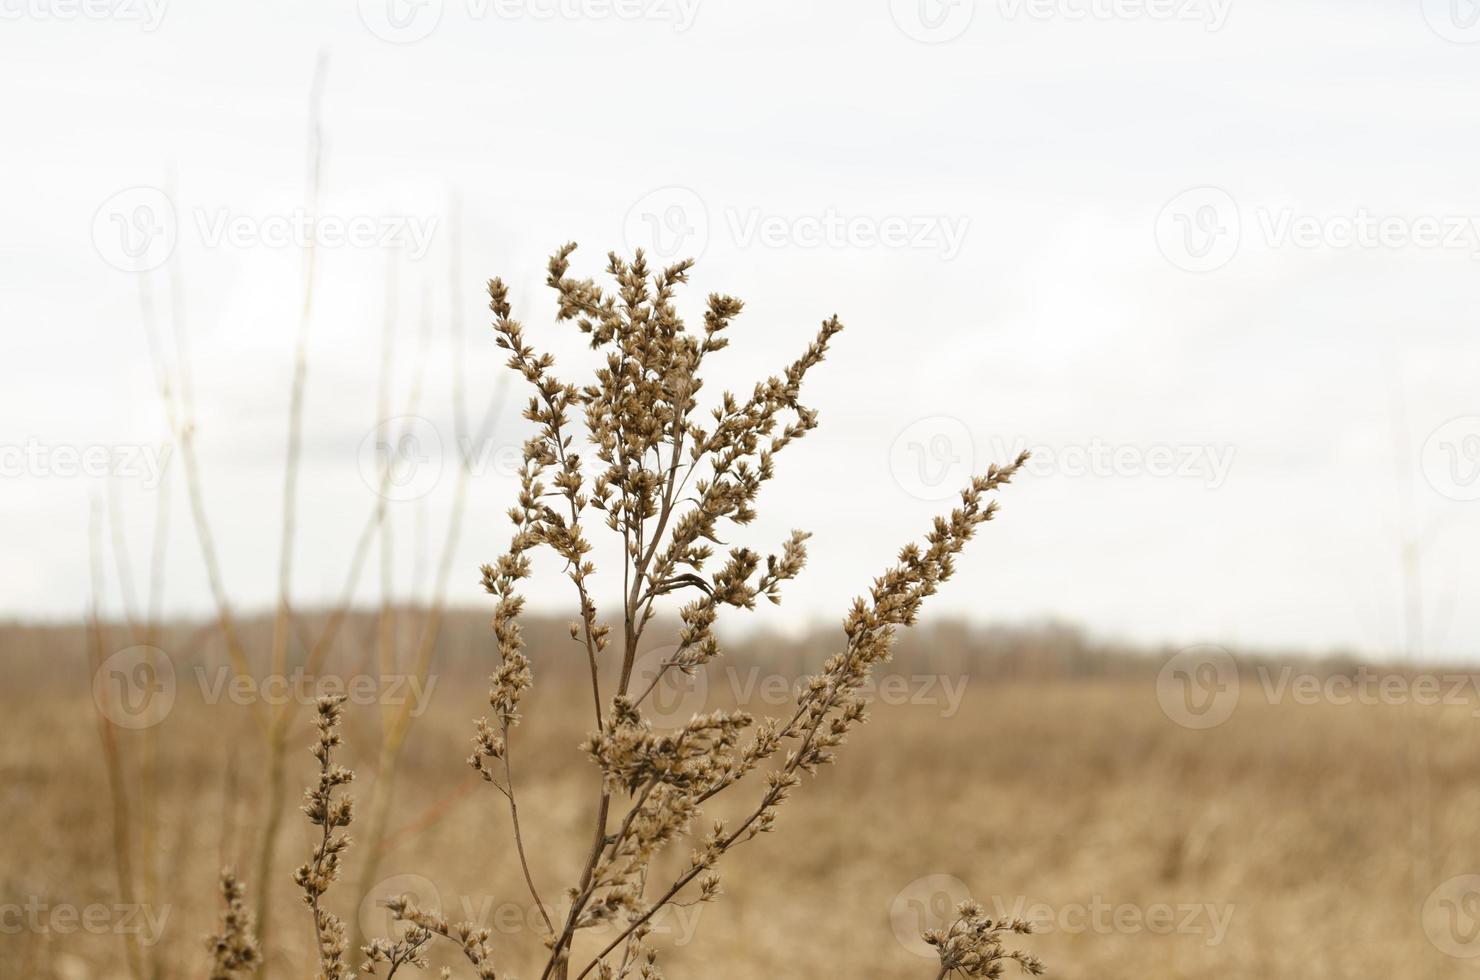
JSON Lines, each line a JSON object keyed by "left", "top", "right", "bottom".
{"left": 4, "top": 608, "right": 1414, "bottom": 695}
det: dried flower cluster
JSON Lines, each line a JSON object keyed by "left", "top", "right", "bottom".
{"left": 286, "top": 696, "right": 443, "bottom": 980}
{"left": 360, "top": 926, "right": 435, "bottom": 980}
{"left": 207, "top": 869, "right": 262, "bottom": 980}
{"left": 254, "top": 245, "right": 1034, "bottom": 980}
{"left": 432, "top": 245, "right": 1030, "bottom": 979}
{"left": 926, "top": 902, "right": 1045, "bottom": 979}
{"left": 293, "top": 695, "right": 358, "bottom": 980}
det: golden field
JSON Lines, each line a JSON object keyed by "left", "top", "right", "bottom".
{"left": 4, "top": 616, "right": 1479, "bottom": 979}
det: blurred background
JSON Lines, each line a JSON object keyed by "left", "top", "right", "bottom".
{"left": 3, "top": 2, "right": 1480, "bottom": 978}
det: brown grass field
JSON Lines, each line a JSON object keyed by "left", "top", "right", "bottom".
{"left": 4, "top": 616, "right": 1477, "bottom": 979}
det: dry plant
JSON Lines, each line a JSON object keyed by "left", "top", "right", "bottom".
{"left": 87, "top": 499, "right": 164, "bottom": 980}
{"left": 89, "top": 59, "right": 508, "bottom": 977}
{"left": 85, "top": 59, "right": 353, "bottom": 975}
{"left": 207, "top": 869, "right": 263, "bottom": 980}
{"left": 926, "top": 904, "right": 1044, "bottom": 980}
{"left": 239, "top": 244, "right": 1037, "bottom": 980}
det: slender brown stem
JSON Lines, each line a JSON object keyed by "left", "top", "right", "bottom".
{"left": 141, "top": 227, "right": 259, "bottom": 716}
{"left": 500, "top": 721, "right": 555, "bottom": 934}
{"left": 354, "top": 203, "right": 513, "bottom": 952}
{"left": 257, "top": 56, "right": 328, "bottom": 961}
{"left": 86, "top": 500, "right": 146, "bottom": 980}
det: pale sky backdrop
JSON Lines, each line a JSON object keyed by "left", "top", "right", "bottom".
{"left": 3, "top": 0, "right": 1480, "bottom": 658}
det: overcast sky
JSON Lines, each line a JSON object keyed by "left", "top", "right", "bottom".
{"left": 3, "top": 0, "right": 1480, "bottom": 658}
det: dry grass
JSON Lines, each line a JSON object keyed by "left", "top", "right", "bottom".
{"left": 6, "top": 620, "right": 1476, "bottom": 979}
{"left": 26, "top": 239, "right": 1471, "bottom": 977}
